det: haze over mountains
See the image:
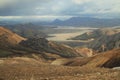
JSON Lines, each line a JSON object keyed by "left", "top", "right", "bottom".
{"left": 1, "top": 17, "right": 120, "bottom": 27}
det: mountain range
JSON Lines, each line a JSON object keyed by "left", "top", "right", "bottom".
{"left": 1, "top": 17, "right": 120, "bottom": 27}
{"left": 50, "top": 17, "right": 120, "bottom": 27}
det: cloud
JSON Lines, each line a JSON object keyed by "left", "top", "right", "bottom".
{"left": 0, "top": 0, "right": 17, "bottom": 7}
{"left": 0, "top": 0, "right": 120, "bottom": 19}
{"left": 72, "top": 0, "right": 91, "bottom": 4}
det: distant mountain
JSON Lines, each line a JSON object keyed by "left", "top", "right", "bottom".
{"left": 50, "top": 17, "right": 120, "bottom": 27}
{"left": 51, "top": 19, "right": 63, "bottom": 24}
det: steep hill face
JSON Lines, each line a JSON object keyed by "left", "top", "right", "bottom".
{"left": 71, "top": 28, "right": 120, "bottom": 40}
{"left": 87, "top": 32, "right": 120, "bottom": 52}
{"left": 0, "top": 27, "right": 26, "bottom": 47}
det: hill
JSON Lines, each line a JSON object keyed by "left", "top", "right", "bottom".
{"left": 87, "top": 31, "right": 120, "bottom": 52}
{"left": 52, "top": 48, "right": 120, "bottom": 68}
{"left": 0, "top": 27, "right": 26, "bottom": 47}
{"left": 69, "top": 28, "right": 120, "bottom": 52}
{"left": 70, "top": 28, "right": 120, "bottom": 40}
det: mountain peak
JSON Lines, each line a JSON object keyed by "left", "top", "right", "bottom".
{"left": 52, "top": 19, "right": 62, "bottom": 23}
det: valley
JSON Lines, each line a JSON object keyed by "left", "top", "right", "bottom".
{"left": 47, "top": 27, "right": 97, "bottom": 47}
{"left": 47, "top": 27, "right": 94, "bottom": 42}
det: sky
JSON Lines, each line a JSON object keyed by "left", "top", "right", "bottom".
{"left": 0, "top": 0, "right": 120, "bottom": 21}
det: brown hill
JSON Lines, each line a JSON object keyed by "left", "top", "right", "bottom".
{"left": 52, "top": 48, "right": 120, "bottom": 68}
{"left": 0, "top": 27, "right": 26, "bottom": 47}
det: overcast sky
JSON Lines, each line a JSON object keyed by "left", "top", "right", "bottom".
{"left": 0, "top": 0, "right": 120, "bottom": 21}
